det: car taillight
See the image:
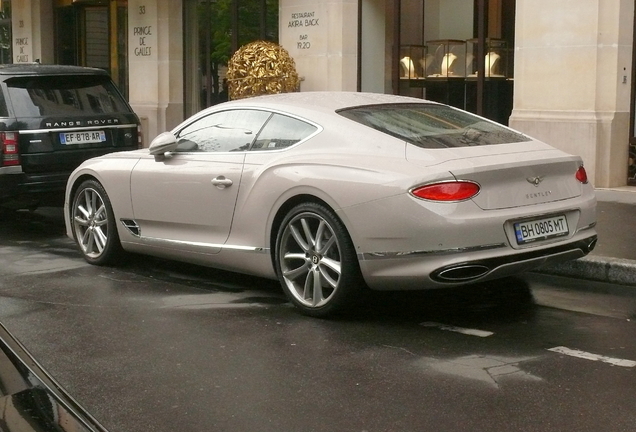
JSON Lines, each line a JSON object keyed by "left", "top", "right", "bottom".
{"left": 137, "top": 125, "right": 143, "bottom": 149}
{"left": 1, "top": 132, "right": 19, "bottom": 167}
{"left": 575, "top": 165, "right": 588, "bottom": 184}
{"left": 410, "top": 181, "right": 480, "bottom": 201}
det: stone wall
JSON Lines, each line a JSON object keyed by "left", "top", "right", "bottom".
{"left": 510, "top": 0, "right": 634, "bottom": 187}
{"left": 128, "top": 0, "right": 184, "bottom": 146}
{"left": 279, "top": 0, "right": 358, "bottom": 91}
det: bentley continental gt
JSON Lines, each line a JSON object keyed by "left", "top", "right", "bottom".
{"left": 64, "top": 92, "right": 597, "bottom": 317}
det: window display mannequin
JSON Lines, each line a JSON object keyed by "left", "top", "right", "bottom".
{"left": 485, "top": 52, "right": 501, "bottom": 76}
{"left": 467, "top": 52, "right": 504, "bottom": 77}
{"left": 400, "top": 56, "right": 417, "bottom": 78}
{"left": 440, "top": 53, "right": 457, "bottom": 76}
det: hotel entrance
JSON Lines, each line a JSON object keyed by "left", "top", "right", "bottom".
{"left": 54, "top": 0, "right": 129, "bottom": 97}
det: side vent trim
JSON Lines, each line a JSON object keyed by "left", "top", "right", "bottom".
{"left": 120, "top": 219, "right": 140, "bottom": 237}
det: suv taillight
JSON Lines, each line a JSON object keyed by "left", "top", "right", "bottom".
{"left": 1, "top": 132, "right": 19, "bottom": 167}
{"left": 137, "top": 125, "right": 143, "bottom": 149}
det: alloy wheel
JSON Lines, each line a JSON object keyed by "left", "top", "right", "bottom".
{"left": 73, "top": 187, "right": 110, "bottom": 259}
{"left": 278, "top": 211, "right": 343, "bottom": 308}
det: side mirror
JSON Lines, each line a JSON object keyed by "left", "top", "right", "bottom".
{"left": 148, "top": 132, "right": 178, "bottom": 161}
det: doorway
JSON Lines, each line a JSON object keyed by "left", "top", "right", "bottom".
{"left": 54, "top": 0, "right": 129, "bottom": 98}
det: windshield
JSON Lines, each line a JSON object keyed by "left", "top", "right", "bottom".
{"left": 337, "top": 103, "right": 530, "bottom": 148}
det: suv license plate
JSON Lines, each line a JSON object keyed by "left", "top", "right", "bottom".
{"left": 514, "top": 215, "right": 569, "bottom": 244}
{"left": 60, "top": 131, "right": 106, "bottom": 145}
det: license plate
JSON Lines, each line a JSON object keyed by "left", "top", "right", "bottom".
{"left": 514, "top": 215, "right": 569, "bottom": 244}
{"left": 60, "top": 130, "right": 106, "bottom": 145}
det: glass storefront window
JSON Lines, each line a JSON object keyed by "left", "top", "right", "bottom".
{"left": 362, "top": 0, "right": 515, "bottom": 124}
{"left": 0, "top": 0, "right": 11, "bottom": 64}
{"left": 184, "top": 0, "right": 278, "bottom": 118}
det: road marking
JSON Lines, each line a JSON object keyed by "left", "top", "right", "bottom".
{"left": 420, "top": 322, "right": 493, "bottom": 337}
{"left": 548, "top": 346, "right": 636, "bottom": 368}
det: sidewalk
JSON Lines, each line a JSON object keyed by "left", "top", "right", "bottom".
{"left": 535, "top": 187, "right": 636, "bottom": 286}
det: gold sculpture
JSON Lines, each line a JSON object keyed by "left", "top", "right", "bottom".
{"left": 226, "top": 41, "right": 300, "bottom": 100}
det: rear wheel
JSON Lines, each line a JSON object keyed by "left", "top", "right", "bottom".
{"left": 275, "top": 202, "right": 363, "bottom": 317}
{"left": 71, "top": 179, "right": 123, "bottom": 265}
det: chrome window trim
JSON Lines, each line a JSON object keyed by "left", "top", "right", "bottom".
{"left": 172, "top": 107, "right": 323, "bottom": 155}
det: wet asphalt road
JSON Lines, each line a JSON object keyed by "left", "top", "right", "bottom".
{"left": 0, "top": 208, "right": 635, "bottom": 432}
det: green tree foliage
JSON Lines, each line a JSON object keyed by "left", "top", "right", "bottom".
{"left": 199, "top": 0, "right": 278, "bottom": 66}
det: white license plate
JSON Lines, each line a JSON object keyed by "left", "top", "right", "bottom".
{"left": 60, "top": 130, "right": 106, "bottom": 145}
{"left": 514, "top": 215, "right": 569, "bottom": 244}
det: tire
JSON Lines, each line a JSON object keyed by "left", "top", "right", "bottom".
{"left": 71, "top": 179, "right": 123, "bottom": 266}
{"left": 275, "top": 202, "right": 363, "bottom": 317}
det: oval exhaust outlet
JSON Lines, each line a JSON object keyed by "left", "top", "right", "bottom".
{"left": 434, "top": 264, "right": 490, "bottom": 282}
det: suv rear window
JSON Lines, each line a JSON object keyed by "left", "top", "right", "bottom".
{"left": 5, "top": 75, "right": 130, "bottom": 117}
{"left": 337, "top": 103, "right": 530, "bottom": 148}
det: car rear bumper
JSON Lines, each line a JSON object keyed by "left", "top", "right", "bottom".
{"left": 0, "top": 170, "right": 69, "bottom": 207}
{"left": 359, "top": 229, "right": 598, "bottom": 290}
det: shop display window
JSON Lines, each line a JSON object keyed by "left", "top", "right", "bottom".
{"left": 466, "top": 38, "right": 509, "bottom": 78}
{"left": 424, "top": 40, "right": 467, "bottom": 78}
{"left": 399, "top": 45, "right": 426, "bottom": 80}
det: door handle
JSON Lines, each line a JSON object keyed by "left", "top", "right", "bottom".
{"left": 211, "top": 176, "right": 233, "bottom": 189}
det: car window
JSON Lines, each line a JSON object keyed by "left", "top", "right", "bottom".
{"left": 337, "top": 103, "right": 530, "bottom": 148}
{"left": 251, "top": 114, "right": 318, "bottom": 151}
{"left": 5, "top": 75, "right": 130, "bottom": 117}
{"left": 0, "top": 88, "right": 8, "bottom": 117}
{"left": 176, "top": 109, "right": 271, "bottom": 152}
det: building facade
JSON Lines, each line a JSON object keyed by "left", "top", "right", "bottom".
{"left": 8, "top": 0, "right": 636, "bottom": 188}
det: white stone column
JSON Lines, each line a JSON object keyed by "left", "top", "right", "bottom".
{"left": 12, "top": 0, "right": 54, "bottom": 64}
{"left": 280, "top": 0, "right": 358, "bottom": 91}
{"left": 128, "top": 0, "right": 184, "bottom": 146}
{"left": 509, "top": 0, "right": 634, "bottom": 188}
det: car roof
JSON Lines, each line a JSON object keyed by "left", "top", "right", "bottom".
{"left": 0, "top": 63, "right": 108, "bottom": 77}
{"left": 221, "top": 91, "right": 435, "bottom": 113}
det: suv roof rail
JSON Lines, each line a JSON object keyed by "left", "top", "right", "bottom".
{"left": 0, "top": 64, "right": 108, "bottom": 76}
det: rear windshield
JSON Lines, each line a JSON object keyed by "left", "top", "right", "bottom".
{"left": 5, "top": 75, "right": 130, "bottom": 117}
{"left": 337, "top": 103, "right": 530, "bottom": 148}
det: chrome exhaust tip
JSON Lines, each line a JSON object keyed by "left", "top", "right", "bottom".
{"left": 432, "top": 264, "right": 490, "bottom": 282}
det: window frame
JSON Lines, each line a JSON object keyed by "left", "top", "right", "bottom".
{"left": 174, "top": 108, "right": 272, "bottom": 153}
{"left": 173, "top": 107, "right": 323, "bottom": 154}
{"left": 250, "top": 112, "right": 320, "bottom": 152}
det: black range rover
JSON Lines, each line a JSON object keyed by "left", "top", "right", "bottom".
{"left": 0, "top": 64, "right": 141, "bottom": 210}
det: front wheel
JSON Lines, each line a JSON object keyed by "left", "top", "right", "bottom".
{"left": 275, "top": 202, "right": 364, "bottom": 317}
{"left": 71, "top": 179, "right": 123, "bottom": 266}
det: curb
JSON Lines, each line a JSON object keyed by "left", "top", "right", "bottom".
{"left": 534, "top": 255, "right": 636, "bottom": 287}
